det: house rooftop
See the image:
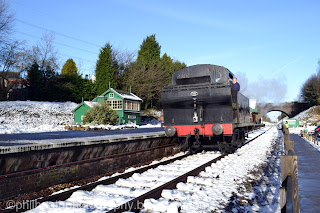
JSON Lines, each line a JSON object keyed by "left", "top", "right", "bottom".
{"left": 102, "top": 88, "right": 142, "bottom": 102}
{"left": 84, "top": 101, "right": 100, "bottom": 108}
{"left": 72, "top": 101, "right": 101, "bottom": 112}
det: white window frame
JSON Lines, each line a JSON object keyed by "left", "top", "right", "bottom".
{"left": 107, "top": 100, "right": 122, "bottom": 110}
{"left": 124, "top": 100, "right": 140, "bottom": 111}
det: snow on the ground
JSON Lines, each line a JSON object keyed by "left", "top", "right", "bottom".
{"left": 293, "top": 106, "right": 313, "bottom": 121}
{"left": 298, "top": 132, "right": 320, "bottom": 153}
{"left": 26, "top": 126, "right": 283, "bottom": 213}
{"left": 0, "top": 101, "right": 161, "bottom": 134}
{"left": 0, "top": 101, "right": 78, "bottom": 134}
{"left": 27, "top": 152, "right": 222, "bottom": 213}
{"left": 1, "top": 131, "right": 165, "bottom": 152}
{"left": 293, "top": 105, "right": 320, "bottom": 126}
{"left": 142, "top": 126, "right": 282, "bottom": 213}
{"left": 288, "top": 126, "right": 316, "bottom": 135}
{"left": 79, "top": 120, "right": 161, "bottom": 131}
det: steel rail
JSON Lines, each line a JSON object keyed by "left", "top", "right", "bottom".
{"left": 2, "top": 152, "right": 191, "bottom": 213}
{"left": 107, "top": 127, "right": 271, "bottom": 213}
{"left": 2, "top": 127, "right": 270, "bottom": 213}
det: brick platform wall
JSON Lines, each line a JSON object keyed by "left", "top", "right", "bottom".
{"left": 0, "top": 137, "right": 180, "bottom": 201}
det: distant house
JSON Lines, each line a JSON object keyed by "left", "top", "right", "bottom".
{"left": 250, "top": 108, "right": 262, "bottom": 124}
{"left": 84, "top": 74, "right": 96, "bottom": 82}
{"left": 0, "top": 72, "right": 24, "bottom": 89}
{"left": 0, "top": 72, "right": 27, "bottom": 100}
{"left": 72, "top": 88, "right": 143, "bottom": 125}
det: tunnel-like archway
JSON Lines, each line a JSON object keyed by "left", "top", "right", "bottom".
{"left": 256, "top": 102, "right": 311, "bottom": 118}
{"left": 265, "top": 110, "right": 289, "bottom": 117}
{"left": 262, "top": 110, "right": 289, "bottom": 122}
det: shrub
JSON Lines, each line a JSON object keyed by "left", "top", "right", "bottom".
{"left": 82, "top": 101, "right": 118, "bottom": 125}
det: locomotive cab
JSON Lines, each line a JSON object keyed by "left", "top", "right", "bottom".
{"left": 161, "top": 64, "right": 252, "bottom": 151}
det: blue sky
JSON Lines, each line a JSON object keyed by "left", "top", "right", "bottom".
{"left": 9, "top": 0, "right": 320, "bottom": 108}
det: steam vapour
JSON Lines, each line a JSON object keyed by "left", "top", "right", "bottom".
{"left": 236, "top": 72, "right": 287, "bottom": 103}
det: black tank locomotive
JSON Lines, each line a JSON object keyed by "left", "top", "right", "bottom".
{"left": 161, "top": 64, "right": 257, "bottom": 151}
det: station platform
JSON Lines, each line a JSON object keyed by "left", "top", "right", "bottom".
{"left": 291, "top": 134, "right": 320, "bottom": 213}
{"left": 0, "top": 128, "right": 165, "bottom": 154}
{"left": 0, "top": 127, "right": 177, "bottom": 201}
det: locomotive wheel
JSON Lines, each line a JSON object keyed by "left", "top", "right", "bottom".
{"left": 180, "top": 137, "right": 189, "bottom": 152}
{"left": 190, "top": 146, "right": 203, "bottom": 154}
{"left": 218, "top": 141, "right": 230, "bottom": 153}
{"left": 181, "top": 135, "right": 201, "bottom": 153}
{"left": 190, "top": 141, "right": 203, "bottom": 153}
{"left": 231, "top": 133, "right": 239, "bottom": 147}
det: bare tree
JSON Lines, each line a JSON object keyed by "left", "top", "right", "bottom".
{"left": 112, "top": 47, "right": 136, "bottom": 70}
{"left": 107, "top": 46, "right": 136, "bottom": 89}
{"left": 0, "top": 1, "right": 28, "bottom": 100}
{"left": 25, "top": 32, "right": 59, "bottom": 101}
{"left": 0, "top": 41, "right": 27, "bottom": 100}
{"left": 112, "top": 47, "right": 136, "bottom": 82}
{"left": 26, "top": 32, "right": 59, "bottom": 88}
{"left": 0, "top": 0, "right": 14, "bottom": 43}
{"left": 30, "top": 32, "right": 59, "bottom": 71}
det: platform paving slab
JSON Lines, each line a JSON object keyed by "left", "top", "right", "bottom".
{"left": 291, "top": 134, "right": 320, "bottom": 213}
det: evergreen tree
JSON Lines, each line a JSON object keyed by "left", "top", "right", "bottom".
{"left": 95, "top": 43, "right": 117, "bottom": 95}
{"left": 82, "top": 101, "right": 118, "bottom": 125}
{"left": 136, "top": 34, "right": 161, "bottom": 69}
{"left": 42, "top": 64, "right": 56, "bottom": 86}
{"left": 57, "top": 59, "right": 86, "bottom": 102}
{"left": 124, "top": 35, "right": 186, "bottom": 109}
{"left": 82, "top": 79, "right": 96, "bottom": 101}
{"left": 125, "top": 35, "right": 162, "bottom": 109}
{"left": 61, "top": 58, "right": 77, "bottom": 76}
{"left": 301, "top": 74, "right": 319, "bottom": 105}
{"left": 300, "top": 61, "right": 320, "bottom": 105}
{"left": 160, "top": 53, "right": 174, "bottom": 85}
{"left": 27, "top": 62, "right": 45, "bottom": 100}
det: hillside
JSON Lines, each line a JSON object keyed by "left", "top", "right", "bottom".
{"left": 0, "top": 101, "right": 78, "bottom": 134}
{"left": 293, "top": 105, "right": 320, "bottom": 125}
{"left": 0, "top": 101, "right": 161, "bottom": 134}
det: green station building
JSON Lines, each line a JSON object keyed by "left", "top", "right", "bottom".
{"left": 72, "top": 88, "right": 143, "bottom": 125}
{"left": 283, "top": 118, "right": 300, "bottom": 128}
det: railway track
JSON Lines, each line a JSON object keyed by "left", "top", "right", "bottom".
{"left": 4, "top": 127, "right": 270, "bottom": 213}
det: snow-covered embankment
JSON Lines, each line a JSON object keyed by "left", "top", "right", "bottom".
{"left": 0, "top": 101, "right": 77, "bottom": 134}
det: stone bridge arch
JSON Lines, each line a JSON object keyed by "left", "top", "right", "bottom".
{"left": 256, "top": 102, "right": 311, "bottom": 118}
{"left": 267, "top": 109, "right": 290, "bottom": 118}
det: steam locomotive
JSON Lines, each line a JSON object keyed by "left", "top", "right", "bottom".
{"left": 161, "top": 64, "right": 262, "bottom": 151}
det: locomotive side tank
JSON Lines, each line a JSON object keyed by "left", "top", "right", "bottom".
{"left": 161, "top": 64, "right": 253, "bottom": 150}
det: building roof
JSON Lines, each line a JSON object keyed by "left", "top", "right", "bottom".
{"left": 84, "top": 101, "right": 101, "bottom": 108}
{"left": 72, "top": 101, "right": 101, "bottom": 112}
{"left": 250, "top": 108, "right": 260, "bottom": 113}
{"left": 101, "top": 88, "right": 143, "bottom": 102}
{"left": 283, "top": 118, "right": 299, "bottom": 121}
{"left": 0, "top": 72, "right": 20, "bottom": 79}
